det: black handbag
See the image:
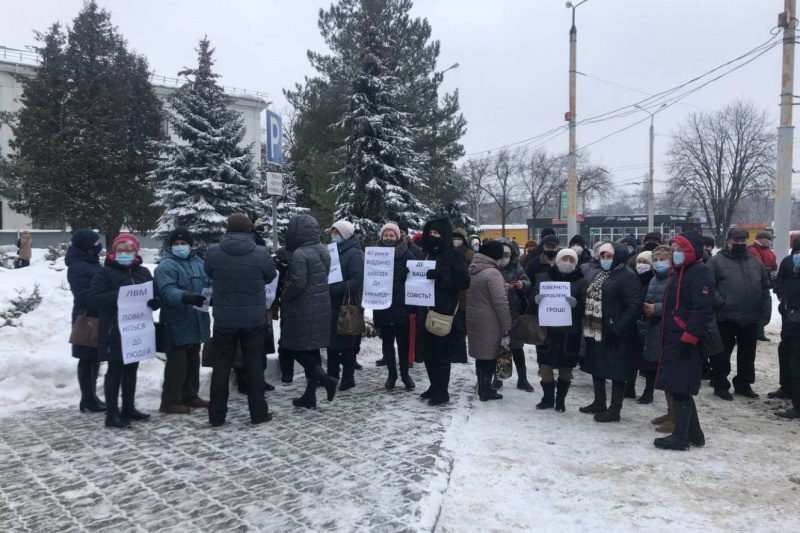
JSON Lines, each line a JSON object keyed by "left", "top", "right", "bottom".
{"left": 155, "top": 320, "right": 172, "bottom": 354}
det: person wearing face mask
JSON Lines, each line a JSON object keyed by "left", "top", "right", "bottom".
{"left": 519, "top": 240, "right": 538, "bottom": 268}
{"left": 525, "top": 234, "right": 561, "bottom": 284}
{"left": 624, "top": 251, "right": 655, "bottom": 401}
{"left": 153, "top": 228, "right": 211, "bottom": 415}
{"left": 326, "top": 220, "right": 365, "bottom": 391}
{"left": 66, "top": 229, "right": 107, "bottom": 413}
{"left": 531, "top": 248, "right": 588, "bottom": 411}
{"left": 621, "top": 235, "right": 640, "bottom": 269}
{"left": 450, "top": 228, "right": 473, "bottom": 364}
{"left": 418, "top": 217, "right": 471, "bottom": 406}
{"left": 580, "top": 241, "right": 641, "bottom": 422}
{"left": 88, "top": 233, "right": 161, "bottom": 428}
{"left": 653, "top": 232, "right": 715, "bottom": 450}
{"left": 701, "top": 236, "right": 715, "bottom": 263}
{"left": 748, "top": 231, "right": 778, "bottom": 342}
{"left": 493, "top": 239, "right": 533, "bottom": 392}
{"left": 568, "top": 235, "right": 592, "bottom": 266}
{"left": 373, "top": 223, "right": 417, "bottom": 390}
{"left": 579, "top": 241, "right": 604, "bottom": 282}
{"left": 773, "top": 238, "right": 800, "bottom": 418}
{"left": 644, "top": 246, "right": 675, "bottom": 431}
{"left": 642, "top": 232, "right": 662, "bottom": 253}
{"left": 707, "top": 228, "right": 772, "bottom": 400}
{"left": 469, "top": 235, "right": 482, "bottom": 255}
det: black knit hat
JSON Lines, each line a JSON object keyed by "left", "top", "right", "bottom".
{"left": 167, "top": 227, "right": 194, "bottom": 247}
{"left": 227, "top": 213, "right": 253, "bottom": 233}
{"left": 428, "top": 218, "right": 449, "bottom": 236}
{"left": 755, "top": 231, "right": 772, "bottom": 241}
{"left": 568, "top": 234, "right": 586, "bottom": 248}
{"left": 542, "top": 235, "right": 560, "bottom": 246}
{"left": 644, "top": 232, "right": 662, "bottom": 243}
{"left": 540, "top": 227, "right": 556, "bottom": 238}
{"left": 398, "top": 221, "right": 409, "bottom": 233}
{"left": 793, "top": 237, "right": 800, "bottom": 253}
{"left": 71, "top": 229, "right": 100, "bottom": 252}
{"left": 479, "top": 240, "right": 504, "bottom": 261}
{"left": 727, "top": 228, "right": 749, "bottom": 240}
{"left": 701, "top": 236, "right": 715, "bottom": 247}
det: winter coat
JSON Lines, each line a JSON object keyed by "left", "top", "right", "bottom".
{"left": 87, "top": 257, "right": 154, "bottom": 363}
{"left": 66, "top": 246, "right": 102, "bottom": 360}
{"left": 776, "top": 255, "right": 800, "bottom": 337}
{"left": 642, "top": 272, "right": 668, "bottom": 362}
{"left": 580, "top": 258, "right": 602, "bottom": 283}
{"left": 17, "top": 232, "right": 32, "bottom": 260}
{"left": 407, "top": 238, "right": 424, "bottom": 260}
{"left": 373, "top": 243, "right": 416, "bottom": 328}
{"left": 154, "top": 250, "right": 211, "bottom": 347}
{"left": 204, "top": 232, "right": 277, "bottom": 329}
{"left": 776, "top": 254, "right": 796, "bottom": 302}
{"left": 656, "top": 233, "right": 715, "bottom": 396}
{"left": 466, "top": 253, "right": 512, "bottom": 360}
{"left": 576, "top": 248, "right": 592, "bottom": 266}
{"left": 419, "top": 218, "right": 470, "bottom": 316}
{"left": 496, "top": 238, "right": 532, "bottom": 319}
{"left": 586, "top": 242, "right": 642, "bottom": 382}
{"left": 280, "top": 215, "right": 332, "bottom": 352}
{"left": 525, "top": 252, "right": 557, "bottom": 287}
{"left": 708, "top": 249, "right": 772, "bottom": 326}
{"left": 531, "top": 265, "right": 588, "bottom": 365}
{"left": 329, "top": 234, "right": 365, "bottom": 349}
{"left": 748, "top": 241, "right": 778, "bottom": 273}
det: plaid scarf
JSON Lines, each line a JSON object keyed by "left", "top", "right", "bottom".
{"left": 583, "top": 263, "right": 624, "bottom": 341}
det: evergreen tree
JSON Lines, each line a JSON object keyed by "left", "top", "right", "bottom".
{"left": 7, "top": 2, "right": 162, "bottom": 244}
{"left": 152, "top": 37, "right": 261, "bottom": 252}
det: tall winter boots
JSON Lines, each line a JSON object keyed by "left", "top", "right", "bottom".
{"left": 512, "top": 348, "right": 534, "bottom": 392}
{"left": 536, "top": 381, "right": 555, "bottom": 410}
{"left": 121, "top": 366, "right": 150, "bottom": 421}
{"left": 594, "top": 383, "right": 624, "bottom": 423}
{"left": 653, "top": 393, "right": 675, "bottom": 433}
{"left": 580, "top": 378, "right": 608, "bottom": 414}
{"left": 655, "top": 398, "right": 691, "bottom": 450}
{"left": 638, "top": 374, "right": 655, "bottom": 405}
{"left": 292, "top": 378, "right": 318, "bottom": 409}
{"left": 555, "top": 379, "right": 571, "bottom": 413}
{"left": 78, "top": 360, "right": 105, "bottom": 413}
{"left": 477, "top": 360, "right": 502, "bottom": 402}
{"left": 104, "top": 367, "right": 129, "bottom": 429}
{"left": 428, "top": 363, "right": 451, "bottom": 406}
{"left": 420, "top": 360, "right": 435, "bottom": 400}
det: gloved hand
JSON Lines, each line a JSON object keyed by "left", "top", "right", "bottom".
{"left": 534, "top": 294, "right": 545, "bottom": 305}
{"left": 147, "top": 298, "right": 162, "bottom": 311}
{"left": 565, "top": 295, "right": 577, "bottom": 308}
{"left": 500, "top": 336, "right": 510, "bottom": 348}
{"left": 679, "top": 341, "right": 696, "bottom": 358}
{"left": 604, "top": 330, "right": 621, "bottom": 347}
{"left": 182, "top": 292, "right": 207, "bottom": 307}
{"left": 426, "top": 269, "right": 438, "bottom": 280}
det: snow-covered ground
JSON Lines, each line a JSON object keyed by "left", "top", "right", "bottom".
{"left": 1, "top": 252, "right": 799, "bottom": 532}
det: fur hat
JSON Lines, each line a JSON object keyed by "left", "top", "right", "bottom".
{"left": 556, "top": 248, "right": 578, "bottom": 263}
{"left": 112, "top": 233, "right": 140, "bottom": 253}
{"left": 332, "top": 220, "right": 355, "bottom": 240}
{"left": 71, "top": 229, "right": 100, "bottom": 252}
{"left": 479, "top": 240, "right": 504, "bottom": 261}
{"left": 227, "top": 213, "right": 253, "bottom": 233}
{"left": 167, "top": 227, "right": 194, "bottom": 247}
{"left": 380, "top": 222, "right": 401, "bottom": 240}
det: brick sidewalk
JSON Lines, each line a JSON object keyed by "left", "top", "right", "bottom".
{"left": 0, "top": 363, "right": 475, "bottom": 533}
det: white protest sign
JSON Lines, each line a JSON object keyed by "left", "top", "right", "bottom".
{"left": 328, "top": 243, "right": 343, "bottom": 284}
{"left": 405, "top": 260, "right": 437, "bottom": 306}
{"left": 537, "top": 281, "right": 572, "bottom": 327}
{"left": 117, "top": 281, "right": 156, "bottom": 365}
{"left": 265, "top": 271, "right": 280, "bottom": 310}
{"left": 194, "top": 287, "right": 212, "bottom": 313}
{"left": 362, "top": 247, "right": 394, "bottom": 310}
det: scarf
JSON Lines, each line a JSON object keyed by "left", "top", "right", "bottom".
{"left": 583, "top": 263, "right": 624, "bottom": 341}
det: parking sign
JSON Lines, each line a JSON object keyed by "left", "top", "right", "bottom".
{"left": 266, "top": 110, "right": 283, "bottom": 165}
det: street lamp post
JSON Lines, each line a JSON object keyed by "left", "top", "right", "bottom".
{"left": 565, "top": 0, "right": 589, "bottom": 239}
{"left": 634, "top": 103, "right": 666, "bottom": 233}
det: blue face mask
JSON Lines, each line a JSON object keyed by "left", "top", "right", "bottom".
{"left": 766, "top": 240, "right": 773, "bottom": 249}
{"left": 331, "top": 236, "right": 342, "bottom": 244}
{"left": 172, "top": 245, "right": 191, "bottom": 259}
{"left": 793, "top": 254, "right": 800, "bottom": 267}
{"left": 91, "top": 243, "right": 103, "bottom": 256}
{"left": 600, "top": 259, "right": 613, "bottom": 271}
{"left": 653, "top": 261, "right": 670, "bottom": 274}
{"left": 115, "top": 252, "right": 135, "bottom": 266}
{"left": 673, "top": 251, "right": 685, "bottom": 266}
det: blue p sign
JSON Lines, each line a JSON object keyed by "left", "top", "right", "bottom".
{"left": 266, "top": 110, "right": 283, "bottom": 165}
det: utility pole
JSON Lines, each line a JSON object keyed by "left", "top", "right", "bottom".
{"left": 774, "top": 0, "right": 796, "bottom": 254}
{"left": 565, "top": 1, "right": 586, "bottom": 239}
{"left": 635, "top": 103, "right": 665, "bottom": 233}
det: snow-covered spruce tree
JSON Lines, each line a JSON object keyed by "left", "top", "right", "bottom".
{"left": 332, "top": 0, "right": 429, "bottom": 236}
{"left": 152, "top": 37, "right": 260, "bottom": 252}
{"left": 435, "top": 202, "right": 476, "bottom": 235}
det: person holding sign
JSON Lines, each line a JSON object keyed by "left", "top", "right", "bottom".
{"left": 88, "top": 233, "right": 161, "bottom": 429}
{"left": 418, "top": 217, "right": 470, "bottom": 406}
{"left": 373, "top": 223, "right": 417, "bottom": 390}
{"left": 466, "top": 241, "right": 512, "bottom": 401}
{"left": 530, "top": 248, "right": 587, "bottom": 412}
{"left": 154, "top": 228, "right": 211, "bottom": 415}
{"left": 580, "top": 241, "right": 641, "bottom": 423}
{"left": 326, "top": 220, "right": 365, "bottom": 391}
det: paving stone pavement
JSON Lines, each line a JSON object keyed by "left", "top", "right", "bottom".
{"left": 0, "top": 360, "right": 477, "bottom": 533}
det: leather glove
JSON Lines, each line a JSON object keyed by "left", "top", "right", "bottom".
{"left": 604, "top": 330, "right": 621, "bottom": 347}
{"left": 500, "top": 336, "right": 510, "bottom": 348}
{"left": 182, "top": 292, "right": 207, "bottom": 307}
{"left": 565, "top": 295, "right": 577, "bottom": 308}
{"left": 679, "top": 341, "right": 696, "bottom": 358}
{"left": 534, "top": 294, "right": 545, "bottom": 305}
{"left": 426, "top": 269, "right": 438, "bottom": 280}
{"left": 147, "top": 298, "right": 162, "bottom": 311}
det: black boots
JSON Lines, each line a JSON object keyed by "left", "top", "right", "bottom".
{"left": 580, "top": 378, "right": 608, "bottom": 414}
{"left": 655, "top": 398, "right": 692, "bottom": 450}
{"left": 428, "top": 364, "right": 451, "bottom": 406}
{"left": 339, "top": 350, "right": 356, "bottom": 391}
{"left": 555, "top": 379, "right": 571, "bottom": 413}
{"left": 78, "top": 360, "right": 105, "bottom": 413}
{"left": 536, "top": 381, "right": 555, "bottom": 410}
{"left": 420, "top": 360, "right": 435, "bottom": 399}
{"left": 104, "top": 368, "right": 129, "bottom": 429}
{"left": 312, "top": 365, "right": 338, "bottom": 402}
{"left": 512, "top": 348, "right": 534, "bottom": 392}
{"left": 121, "top": 366, "right": 150, "bottom": 421}
{"left": 292, "top": 379, "right": 317, "bottom": 409}
{"left": 638, "top": 375, "right": 655, "bottom": 405}
{"left": 687, "top": 397, "right": 705, "bottom": 446}
{"left": 594, "top": 383, "right": 624, "bottom": 423}
{"left": 279, "top": 348, "right": 294, "bottom": 383}
{"left": 477, "top": 360, "right": 503, "bottom": 402}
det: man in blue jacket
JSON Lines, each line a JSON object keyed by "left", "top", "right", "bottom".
{"left": 204, "top": 214, "right": 277, "bottom": 428}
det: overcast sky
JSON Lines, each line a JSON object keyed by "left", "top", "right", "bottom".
{"left": 2, "top": 0, "right": 793, "bottom": 202}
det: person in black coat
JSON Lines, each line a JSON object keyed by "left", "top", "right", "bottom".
{"left": 418, "top": 217, "right": 470, "bottom": 406}
{"left": 66, "top": 229, "right": 105, "bottom": 413}
{"left": 580, "top": 241, "right": 641, "bottom": 422}
{"left": 569, "top": 234, "right": 592, "bottom": 266}
{"left": 654, "top": 231, "right": 715, "bottom": 450}
{"left": 374, "top": 222, "right": 417, "bottom": 390}
{"left": 773, "top": 238, "right": 800, "bottom": 415}
{"left": 88, "top": 233, "right": 160, "bottom": 429}
{"left": 326, "top": 220, "right": 365, "bottom": 391}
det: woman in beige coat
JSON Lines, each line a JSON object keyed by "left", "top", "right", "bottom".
{"left": 17, "top": 230, "right": 32, "bottom": 268}
{"left": 466, "top": 241, "right": 512, "bottom": 401}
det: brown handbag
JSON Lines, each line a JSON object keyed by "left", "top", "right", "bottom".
{"left": 337, "top": 284, "right": 366, "bottom": 336}
{"left": 511, "top": 305, "right": 549, "bottom": 346}
{"left": 69, "top": 312, "right": 99, "bottom": 348}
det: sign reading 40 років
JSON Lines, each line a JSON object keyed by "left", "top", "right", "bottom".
{"left": 405, "top": 260, "right": 436, "bottom": 306}
{"left": 361, "top": 247, "right": 394, "bottom": 310}
{"left": 117, "top": 280, "right": 157, "bottom": 365}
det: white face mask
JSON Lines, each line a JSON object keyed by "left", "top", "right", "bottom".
{"left": 557, "top": 261, "right": 576, "bottom": 274}
{"left": 571, "top": 245, "right": 583, "bottom": 254}
{"left": 636, "top": 263, "right": 652, "bottom": 274}
{"left": 453, "top": 239, "right": 463, "bottom": 248}
{"left": 498, "top": 258, "right": 510, "bottom": 268}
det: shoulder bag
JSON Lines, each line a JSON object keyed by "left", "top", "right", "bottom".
{"left": 425, "top": 302, "right": 459, "bottom": 337}
{"left": 69, "top": 311, "right": 99, "bottom": 348}
{"left": 338, "top": 284, "right": 366, "bottom": 336}
{"left": 511, "top": 303, "right": 549, "bottom": 346}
